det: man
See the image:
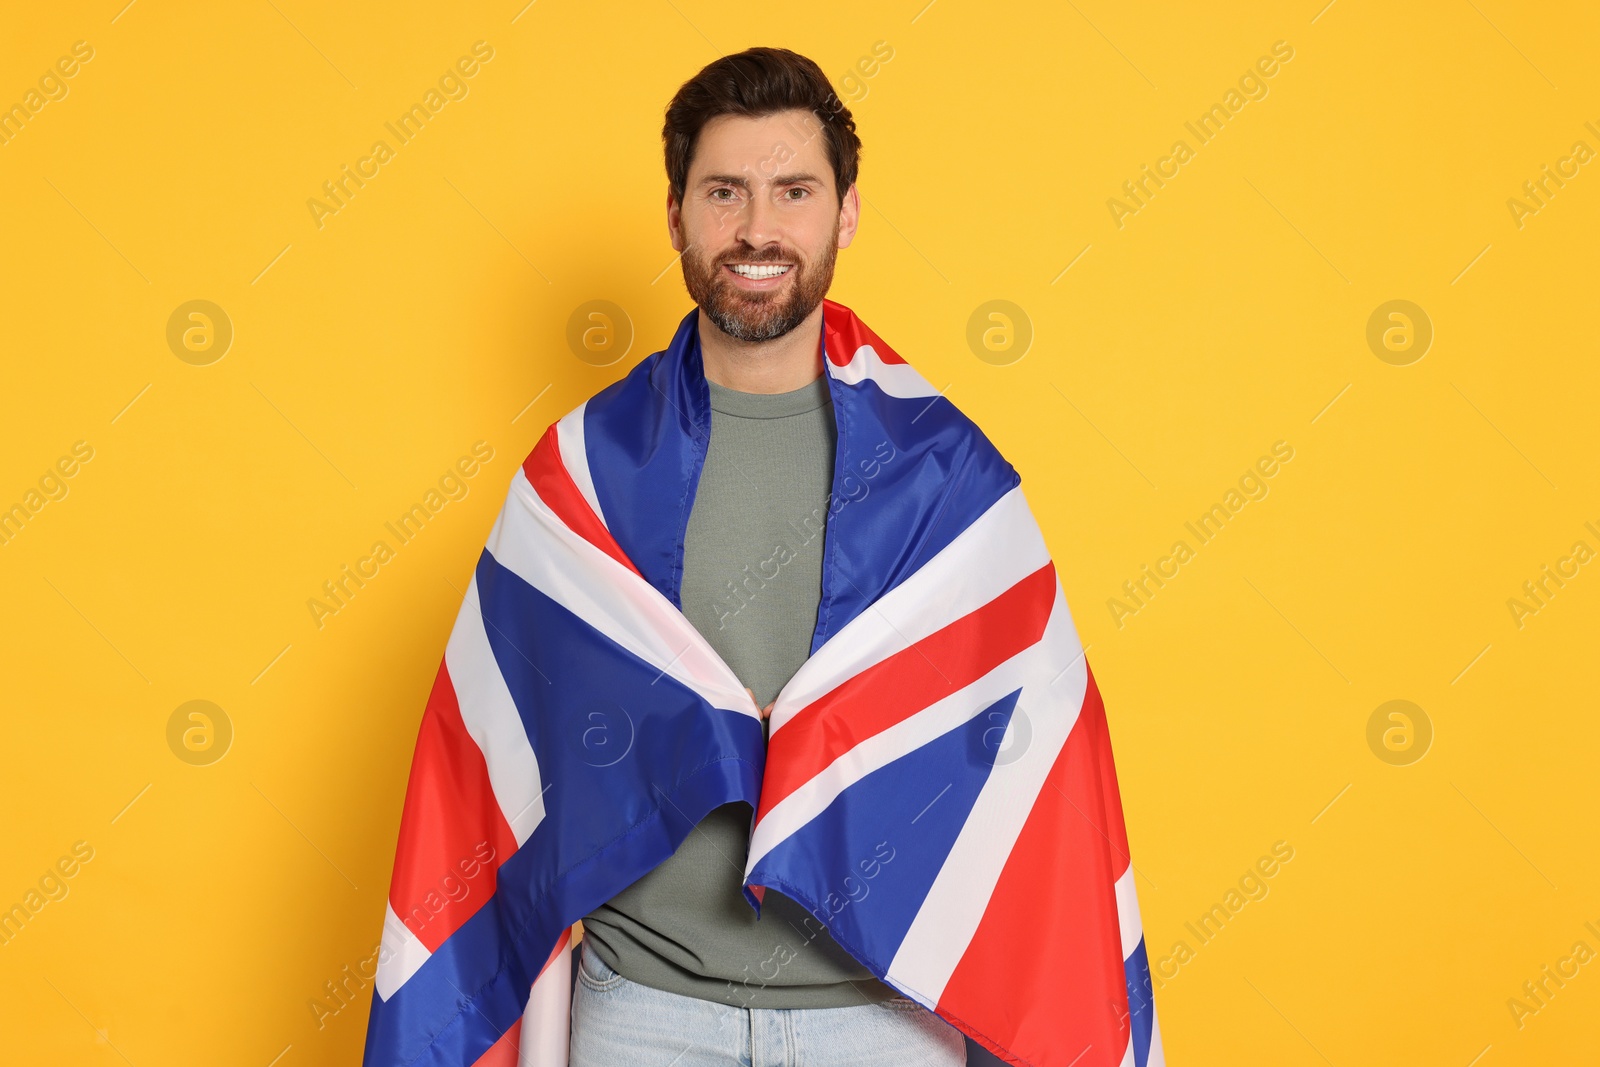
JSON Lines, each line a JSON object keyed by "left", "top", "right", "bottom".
{"left": 571, "top": 47, "right": 970, "bottom": 1065}
{"left": 363, "top": 42, "right": 1161, "bottom": 1067}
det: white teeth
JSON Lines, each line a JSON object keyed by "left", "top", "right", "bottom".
{"left": 729, "top": 264, "right": 791, "bottom": 279}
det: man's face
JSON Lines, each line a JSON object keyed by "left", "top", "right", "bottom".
{"left": 668, "top": 108, "right": 860, "bottom": 343}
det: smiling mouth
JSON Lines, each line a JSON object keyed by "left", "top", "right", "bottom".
{"left": 724, "top": 263, "right": 793, "bottom": 279}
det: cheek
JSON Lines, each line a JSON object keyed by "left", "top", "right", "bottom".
{"left": 800, "top": 230, "right": 838, "bottom": 270}
{"left": 698, "top": 201, "right": 740, "bottom": 235}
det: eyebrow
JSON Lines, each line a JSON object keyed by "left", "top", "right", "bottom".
{"left": 697, "top": 172, "right": 825, "bottom": 190}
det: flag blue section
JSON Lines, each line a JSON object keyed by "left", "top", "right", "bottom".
{"left": 577, "top": 306, "right": 1019, "bottom": 650}
{"left": 475, "top": 546, "right": 767, "bottom": 851}
{"left": 745, "top": 689, "right": 1024, "bottom": 986}
{"left": 363, "top": 548, "right": 766, "bottom": 1066}
{"left": 581, "top": 322, "right": 708, "bottom": 612}
{"left": 1125, "top": 937, "right": 1155, "bottom": 1067}
{"left": 811, "top": 378, "right": 1019, "bottom": 656}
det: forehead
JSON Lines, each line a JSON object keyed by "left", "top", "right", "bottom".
{"left": 688, "top": 108, "right": 831, "bottom": 181}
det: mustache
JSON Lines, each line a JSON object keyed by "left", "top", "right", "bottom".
{"left": 709, "top": 249, "right": 797, "bottom": 266}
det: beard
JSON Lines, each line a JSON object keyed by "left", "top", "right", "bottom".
{"left": 680, "top": 220, "right": 839, "bottom": 343}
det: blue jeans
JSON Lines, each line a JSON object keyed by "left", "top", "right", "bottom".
{"left": 570, "top": 938, "right": 967, "bottom": 1066}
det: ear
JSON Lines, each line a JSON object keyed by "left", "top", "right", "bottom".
{"left": 836, "top": 183, "right": 861, "bottom": 249}
{"left": 666, "top": 187, "right": 685, "bottom": 252}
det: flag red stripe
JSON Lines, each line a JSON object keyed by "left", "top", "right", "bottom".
{"left": 935, "top": 664, "right": 1132, "bottom": 1067}
{"left": 388, "top": 662, "right": 519, "bottom": 954}
{"left": 469, "top": 1019, "right": 522, "bottom": 1067}
{"left": 756, "top": 563, "right": 1057, "bottom": 825}
{"left": 521, "top": 423, "right": 641, "bottom": 577}
{"left": 823, "top": 298, "right": 908, "bottom": 366}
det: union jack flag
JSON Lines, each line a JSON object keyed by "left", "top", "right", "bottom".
{"left": 361, "top": 299, "right": 1164, "bottom": 1067}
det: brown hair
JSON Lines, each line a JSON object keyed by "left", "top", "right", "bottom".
{"left": 663, "top": 47, "right": 861, "bottom": 207}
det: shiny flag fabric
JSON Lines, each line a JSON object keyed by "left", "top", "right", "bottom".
{"left": 360, "top": 299, "right": 1164, "bottom": 1067}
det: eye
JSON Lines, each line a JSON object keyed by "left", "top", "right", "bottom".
{"left": 785, "top": 187, "right": 809, "bottom": 200}
{"left": 710, "top": 187, "right": 736, "bottom": 201}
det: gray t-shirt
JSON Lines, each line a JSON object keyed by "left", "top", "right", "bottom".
{"left": 579, "top": 371, "right": 899, "bottom": 1009}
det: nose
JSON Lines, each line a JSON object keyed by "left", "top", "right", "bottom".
{"left": 736, "top": 185, "right": 781, "bottom": 251}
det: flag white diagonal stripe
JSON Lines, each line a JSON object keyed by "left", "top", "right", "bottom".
{"left": 886, "top": 586, "right": 1087, "bottom": 1007}
{"left": 445, "top": 577, "right": 547, "bottom": 845}
{"left": 770, "top": 486, "right": 1048, "bottom": 731}
{"left": 488, "top": 468, "right": 758, "bottom": 719}
{"left": 746, "top": 618, "right": 1052, "bottom": 874}
{"left": 375, "top": 902, "right": 431, "bottom": 1002}
{"left": 829, "top": 343, "right": 941, "bottom": 398}
{"left": 555, "top": 402, "right": 607, "bottom": 529}
{"left": 1114, "top": 866, "right": 1143, "bottom": 960}
{"left": 518, "top": 933, "right": 572, "bottom": 1067}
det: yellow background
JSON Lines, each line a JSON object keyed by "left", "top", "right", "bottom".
{"left": 3, "top": 1, "right": 1597, "bottom": 1063}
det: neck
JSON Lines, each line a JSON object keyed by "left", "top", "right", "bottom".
{"left": 697, "top": 303, "right": 824, "bottom": 393}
